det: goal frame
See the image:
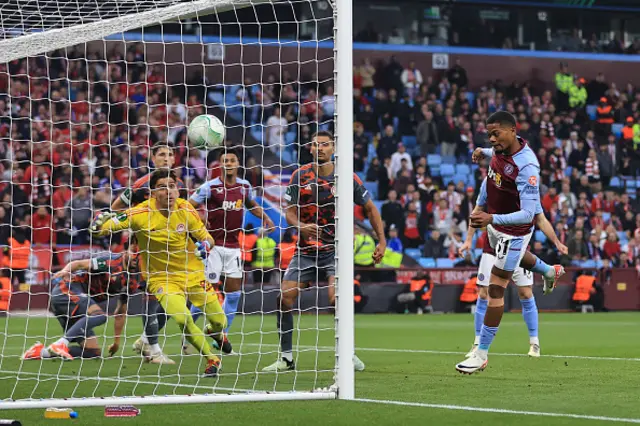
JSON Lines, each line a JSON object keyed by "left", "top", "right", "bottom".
{"left": 0, "top": 0, "right": 354, "bottom": 409}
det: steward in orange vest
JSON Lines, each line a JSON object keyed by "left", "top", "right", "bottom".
{"left": 354, "top": 275, "right": 369, "bottom": 313}
{"left": 393, "top": 272, "right": 432, "bottom": 314}
{"left": 278, "top": 231, "right": 296, "bottom": 271}
{"left": 595, "top": 97, "right": 614, "bottom": 139}
{"left": 0, "top": 274, "right": 11, "bottom": 313}
{"left": 238, "top": 226, "right": 258, "bottom": 263}
{"left": 572, "top": 274, "right": 596, "bottom": 302}
{"left": 622, "top": 117, "right": 635, "bottom": 141}
{"left": 3, "top": 228, "right": 30, "bottom": 287}
{"left": 460, "top": 275, "right": 478, "bottom": 304}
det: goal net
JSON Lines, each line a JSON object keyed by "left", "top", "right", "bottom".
{"left": 0, "top": 0, "right": 354, "bottom": 408}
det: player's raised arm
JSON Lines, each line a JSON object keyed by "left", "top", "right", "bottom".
{"left": 90, "top": 210, "right": 135, "bottom": 236}
{"left": 357, "top": 175, "right": 386, "bottom": 264}
{"left": 486, "top": 165, "right": 539, "bottom": 226}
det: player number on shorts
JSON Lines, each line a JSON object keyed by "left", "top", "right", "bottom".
{"left": 495, "top": 237, "right": 509, "bottom": 260}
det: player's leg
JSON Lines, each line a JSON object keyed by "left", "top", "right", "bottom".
{"left": 456, "top": 227, "right": 523, "bottom": 374}
{"left": 519, "top": 251, "right": 565, "bottom": 295}
{"left": 134, "top": 295, "right": 175, "bottom": 364}
{"left": 219, "top": 247, "right": 244, "bottom": 333}
{"left": 513, "top": 268, "right": 540, "bottom": 357}
{"left": 68, "top": 333, "right": 101, "bottom": 359}
{"left": 155, "top": 283, "right": 221, "bottom": 377}
{"left": 191, "top": 246, "right": 226, "bottom": 324}
{"left": 263, "top": 253, "right": 310, "bottom": 372}
{"left": 189, "top": 281, "right": 231, "bottom": 355}
{"left": 466, "top": 253, "right": 492, "bottom": 356}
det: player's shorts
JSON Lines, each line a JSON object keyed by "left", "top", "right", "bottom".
{"left": 282, "top": 250, "right": 335, "bottom": 283}
{"left": 49, "top": 280, "right": 96, "bottom": 339}
{"left": 149, "top": 278, "right": 220, "bottom": 310}
{"left": 476, "top": 253, "right": 533, "bottom": 287}
{"left": 486, "top": 225, "right": 533, "bottom": 272}
{"left": 204, "top": 246, "right": 243, "bottom": 283}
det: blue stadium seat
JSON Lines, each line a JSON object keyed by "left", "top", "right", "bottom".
{"left": 452, "top": 174, "right": 467, "bottom": 185}
{"left": 586, "top": 105, "right": 597, "bottom": 120}
{"left": 564, "top": 166, "right": 572, "bottom": 177}
{"left": 431, "top": 167, "right": 441, "bottom": 177}
{"left": 405, "top": 248, "right": 422, "bottom": 260}
{"left": 612, "top": 123, "right": 624, "bottom": 138}
{"left": 535, "top": 230, "right": 547, "bottom": 243}
{"left": 467, "top": 174, "right": 476, "bottom": 187}
{"left": 617, "top": 231, "right": 628, "bottom": 244}
{"left": 628, "top": 180, "right": 637, "bottom": 189}
{"left": 456, "top": 164, "right": 471, "bottom": 175}
{"left": 440, "top": 164, "right": 455, "bottom": 177}
{"left": 465, "top": 92, "right": 475, "bottom": 105}
{"left": 364, "top": 182, "right": 378, "bottom": 200}
{"left": 610, "top": 176, "right": 621, "bottom": 188}
{"left": 602, "top": 212, "right": 611, "bottom": 223}
{"left": 473, "top": 248, "right": 483, "bottom": 260}
{"left": 580, "top": 260, "right": 597, "bottom": 269}
{"left": 436, "top": 258, "right": 455, "bottom": 268}
{"left": 373, "top": 200, "right": 384, "bottom": 211}
{"left": 356, "top": 172, "right": 366, "bottom": 183}
{"left": 442, "top": 155, "right": 456, "bottom": 164}
{"left": 419, "top": 258, "right": 436, "bottom": 268}
{"left": 427, "top": 154, "right": 442, "bottom": 167}
{"left": 402, "top": 136, "right": 417, "bottom": 149}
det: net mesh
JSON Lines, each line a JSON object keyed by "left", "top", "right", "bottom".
{"left": 0, "top": 0, "right": 340, "bottom": 404}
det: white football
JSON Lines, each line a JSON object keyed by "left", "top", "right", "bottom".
{"left": 188, "top": 114, "right": 226, "bottom": 150}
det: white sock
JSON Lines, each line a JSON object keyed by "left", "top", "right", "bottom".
{"left": 530, "top": 337, "right": 540, "bottom": 346}
{"left": 473, "top": 336, "right": 480, "bottom": 345}
{"left": 41, "top": 347, "right": 51, "bottom": 358}
{"left": 55, "top": 338, "right": 70, "bottom": 346}
{"left": 476, "top": 348, "right": 488, "bottom": 359}
{"left": 141, "top": 334, "right": 149, "bottom": 345}
{"left": 282, "top": 352, "right": 293, "bottom": 362}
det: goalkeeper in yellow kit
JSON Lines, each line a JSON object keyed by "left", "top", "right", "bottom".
{"left": 90, "top": 168, "right": 225, "bottom": 377}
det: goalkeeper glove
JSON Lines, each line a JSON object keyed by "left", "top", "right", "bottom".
{"left": 194, "top": 241, "right": 212, "bottom": 261}
{"left": 90, "top": 211, "right": 116, "bottom": 234}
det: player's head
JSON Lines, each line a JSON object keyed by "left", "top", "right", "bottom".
{"left": 311, "top": 131, "right": 334, "bottom": 165}
{"left": 150, "top": 168, "right": 179, "bottom": 209}
{"left": 486, "top": 111, "right": 517, "bottom": 154}
{"left": 219, "top": 147, "right": 241, "bottom": 179}
{"left": 151, "top": 142, "right": 175, "bottom": 168}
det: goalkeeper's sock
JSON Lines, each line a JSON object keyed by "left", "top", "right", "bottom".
{"left": 149, "top": 343, "right": 162, "bottom": 355}
{"left": 190, "top": 305, "right": 203, "bottom": 323}
{"left": 222, "top": 291, "right": 241, "bottom": 332}
{"left": 520, "top": 296, "right": 539, "bottom": 340}
{"left": 140, "top": 334, "right": 150, "bottom": 345}
{"left": 277, "top": 309, "right": 294, "bottom": 360}
{"left": 183, "top": 321, "right": 214, "bottom": 357}
{"left": 530, "top": 255, "right": 553, "bottom": 277}
{"left": 474, "top": 297, "right": 488, "bottom": 338}
{"left": 65, "top": 315, "right": 107, "bottom": 343}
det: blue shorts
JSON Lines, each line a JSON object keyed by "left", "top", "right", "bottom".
{"left": 486, "top": 225, "right": 533, "bottom": 273}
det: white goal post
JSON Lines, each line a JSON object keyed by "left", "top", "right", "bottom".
{"left": 0, "top": 0, "right": 354, "bottom": 408}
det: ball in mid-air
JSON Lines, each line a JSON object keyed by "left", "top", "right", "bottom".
{"left": 188, "top": 114, "right": 225, "bottom": 150}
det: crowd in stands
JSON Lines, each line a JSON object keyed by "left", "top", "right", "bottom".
{"left": 0, "top": 41, "right": 639, "bottom": 277}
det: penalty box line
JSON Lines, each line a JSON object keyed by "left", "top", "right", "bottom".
{"left": 355, "top": 398, "right": 640, "bottom": 424}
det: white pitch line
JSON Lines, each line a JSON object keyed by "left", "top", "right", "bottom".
{"left": 355, "top": 398, "right": 640, "bottom": 424}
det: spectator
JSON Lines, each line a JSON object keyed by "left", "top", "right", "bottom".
{"left": 416, "top": 107, "right": 439, "bottom": 155}
{"left": 387, "top": 226, "right": 403, "bottom": 253}
{"left": 265, "top": 106, "right": 288, "bottom": 154}
{"left": 438, "top": 108, "right": 460, "bottom": 157}
{"left": 400, "top": 61, "right": 423, "bottom": 99}
{"left": 558, "top": 182, "right": 578, "bottom": 212}
{"left": 381, "top": 190, "right": 404, "bottom": 235}
{"left": 359, "top": 58, "right": 376, "bottom": 97}
{"left": 423, "top": 229, "right": 446, "bottom": 259}
{"left": 353, "top": 123, "right": 369, "bottom": 172}
{"left": 596, "top": 143, "right": 614, "bottom": 188}
{"left": 66, "top": 186, "right": 93, "bottom": 245}
{"left": 565, "top": 228, "right": 588, "bottom": 265}
{"left": 585, "top": 149, "right": 600, "bottom": 184}
{"left": 433, "top": 199, "right": 454, "bottom": 234}
{"left": 402, "top": 202, "right": 424, "bottom": 249}
{"left": 602, "top": 231, "right": 621, "bottom": 260}
{"left": 377, "top": 125, "right": 399, "bottom": 161}
{"left": 542, "top": 187, "right": 559, "bottom": 212}
{"left": 586, "top": 231, "right": 603, "bottom": 261}
{"left": 390, "top": 143, "right": 413, "bottom": 178}
{"left": 31, "top": 207, "right": 52, "bottom": 245}
{"left": 447, "top": 59, "right": 468, "bottom": 89}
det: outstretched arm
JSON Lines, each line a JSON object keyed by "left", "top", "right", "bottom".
{"left": 246, "top": 199, "right": 275, "bottom": 230}
{"left": 52, "top": 259, "right": 91, "bottom": 279}
{"left": 363, "top": 199, "right": 386, "bottom": 264}
{"left": 536, "top": 212, "right": 568, "bottom": 255}
{"left": 109, "top": 298, "right": 127, "bottom": 356}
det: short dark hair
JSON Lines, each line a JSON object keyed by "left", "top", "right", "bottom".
{"left": 312, "top": 130, "right": 334, "bottom": 141}
{"left": 149, "top": 168, "right": 178, "bottom": 189}
{"left": 151, "top": 141, "right": 174, "bottom": 156}
{"left": 217, "top": 146, "right": 242, "bottom": 162}
{"left": 486, "top": 111, "right": 516, "bottom": 128}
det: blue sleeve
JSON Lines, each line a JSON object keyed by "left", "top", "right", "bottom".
{"left": 535, "top": 200, "right": 543, "bottom": 215}
{"left": 476, "top": 178, "right": 488, "bottom": 207}
{"left": 492, "top": 164, "right": 539, "bottom": 226}
{"left": 190, "top": 181, "right": 212, "bottom": 205}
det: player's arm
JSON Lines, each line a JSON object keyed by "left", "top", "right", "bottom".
{"left": 52, "top": 259, "right": 91, "bottom": 279}
{"left": 356, "top": 175, "right": 385, "bottom": 264}
{"left": 185, "top": 201, "right": 216, "bottom": 260}
{"left": 110, "top": 194, "right": 128, "bottom": 212}
{"left": 474, "top": 165, "right": 539, "bottom": 227}
{"left": 90, "top": 211, "right": 135, "bottom": 236}
{"left": 108, "top": 296, "right": 127, "bottom": 356}
{"left": 535, "top": 203, "right": 568, "bottom": 255}
{"left": 472, "top": 147, "right": 494, "bottom": 163}
{"left": 246, "top": 198, "right": 275, "bottom": 230}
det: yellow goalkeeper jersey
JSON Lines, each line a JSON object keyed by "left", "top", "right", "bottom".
{"left": 96, "top": 198, "right": 211, "bottom": 288}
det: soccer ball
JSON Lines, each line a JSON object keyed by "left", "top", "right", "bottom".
{"left": 187, "top": 114, "right": 226, "bottom": 150}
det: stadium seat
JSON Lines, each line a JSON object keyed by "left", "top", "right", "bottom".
{"left": 436, "top": 258, "right": 455, "bottom": 268}
{"left": 465, "top": 92, "right": 475, "bottom": 105}
{"left": 602, "top": 212, "right": 611, "bottom": 223}
{"left": 364, "top": 182, "right": 378, "bottom": 200}
{"left": 612, "top": 123, "right": 624, "bottom": 138}
{"left": 405, "top": 248, "right": 422, "bottom": 260}
{"left": 617, "top": 231, "right": 628, "bottom": 244}
{"left": 440, "top": 164, "right": 455, "bottom": 177}
{"left": 627, "top": 180, "right": 637, "bottom": 189}
{"left": 455, "top": 164, "right": 471, "bottom": 175}
{"left": 610, "top": 176, "right": 621, "bottom": 188}
{"left": 402, "top": 136, "right": 417, "bottom": 150}
{"left": 565, "top": 166, "right": 572, "bottom": 177}
{"left": 427, "top": 154, "right": 442, "bottom": 167}
{"left": 442, "top": 155, "right": 456, "bottom": 164}
{"left": 373, "top": 200, "right": 384, "bottom": 211}
{"left": 356, "top": 172, "right": 366, "bottom": 183}
{"left": 580, "top": 260, "right": 597, "bottom": 269}
{"left": 431, "top": 167, "right": 441, "bottom": 177}
{"left": 535, "top": 230, "right": 547, "bottom": 243}
{"left": 452, "top": 174, "right": 467, "bottom": 185}
{"left": 586, "top": 105, "right": 597, "bottom": 120}
{"left": 473, "top": 248, "right": 483, "bottom": 259}
{"left": 418, "top": 258, "right": 436, "bottom": 268}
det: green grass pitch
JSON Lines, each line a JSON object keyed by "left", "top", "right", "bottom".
{"left": 0, "top": 312, "right": 638, "bottom": 425}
